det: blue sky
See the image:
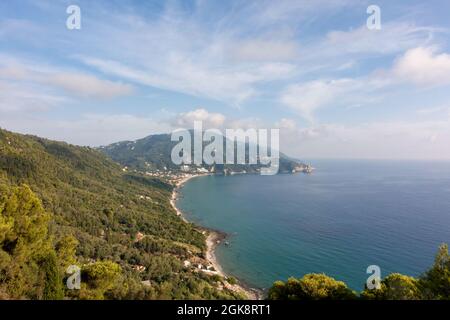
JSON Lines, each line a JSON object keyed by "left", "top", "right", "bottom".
{"left": 1, "top": 0, "right": 450, "bottom": 159}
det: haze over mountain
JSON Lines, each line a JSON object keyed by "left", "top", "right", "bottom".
{"left": 99, "top": 132, "right": 311, "bottom": 174}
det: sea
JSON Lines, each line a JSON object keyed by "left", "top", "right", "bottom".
{"left": 176, "top": 159, "right": 450, "bottom": 291}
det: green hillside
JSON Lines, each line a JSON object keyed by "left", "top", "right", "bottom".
{"left": 0, "top": 128, "right": 245, "bottom": 300}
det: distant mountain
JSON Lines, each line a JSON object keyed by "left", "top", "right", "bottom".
{"left": 99, "top": 132, "right": 312, "bottom": 174}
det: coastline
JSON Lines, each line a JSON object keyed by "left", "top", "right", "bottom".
{"left": 169, "top": 174, "right": 197, "bottom": 223}
{"left": 170, "top": 174, "right": 261, "bottom": 300}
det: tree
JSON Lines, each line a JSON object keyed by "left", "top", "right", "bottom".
{"left": 79, "top": 261, "right": 122, "bottom": 300}
{"left": 0, "top": 184, "right": 64, "bottom": 299}
{"left": 267, "top": 274, "right": 357, "bottom": 300}
{"left": 56, "top": 235, "right": 79, "bottom": 270}
{"left": 39, "top": 251, "right": 65, "bottom": 300}
{"left": 361, "top": 273, "right": 422, "bottom": 300}
{"left": 420, "top": 244, "right": 450, "bottom": 299}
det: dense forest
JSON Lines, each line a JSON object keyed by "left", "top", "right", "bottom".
{"left": 0, "top": 128, "right": 244, "bottom": 299}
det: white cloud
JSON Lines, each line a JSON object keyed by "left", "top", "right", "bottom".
{"left": 0, "top": 55, "right": 134, "bottom": 103}
{"left": 323, "top": 23, "right": 435, "bottom": 55}
{"left": 77, "top": 56, "right": 256, "bottom": 105}
{"left": 274, "top": 22, "right": 443, "bottom": 121}
{"left": 0, "top": 80, "right": 68, "bottom": 112}
{"left": 393, "top": 47, "right": 450, "bottom": 86}
{"left": 0, "top": 64, "right": 28, "bottom": 79}
{"left": 280, "top": 46, "right": 450, "bottom": 122}
{"left": 280, "top": 79, "right": 365, "bottom": 122}
{"left": 416, "top": 105, "right": 450, "bottom": 115}
{"left": 4, "top": 2, "right": 442, "bottom": 109}
{"left": 248, "top": 0, "right": 356, "bottom": 27}
{"left": 58, "top": 1, "right": 311, "bottom": 106}
{"left": 275, "top": 118, "right": 297, "bottom": 130}
{"left": 229, "top": 40, "right": 299, "bottom": 62}
{"left": 290, "top": 22, "right": 439, "bottom": 73}
{"left": 77, "top": 54, "right": 295, "bottom": 106}
{"left": 46, "top": 73, "right": 134, "bottom": 99}
{"left": 172, "top": 108, "right": 226, "bottom": 129}
{"left": 0, "top": 19, "right": 41, "bottom": 39}
{"left": 169, "top": 108, "right": 270, "bottom": 133}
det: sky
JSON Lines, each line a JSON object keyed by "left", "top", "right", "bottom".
{"left": 1, "top": 0, "right": 450, "bottom": 159}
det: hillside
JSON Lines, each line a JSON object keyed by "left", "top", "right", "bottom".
{"left": 99, "top": 132, "right": 312, "bottom": 174}
{"left": 0, "top": 128, "right": 245, "bottom": 299}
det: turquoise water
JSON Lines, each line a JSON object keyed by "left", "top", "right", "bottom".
{"left": 176, "top": 160, "right": 450, "bottom": 291}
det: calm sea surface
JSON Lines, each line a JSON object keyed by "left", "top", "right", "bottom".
{"left": 176, "top": 160, "right": 450, "bottom": 290}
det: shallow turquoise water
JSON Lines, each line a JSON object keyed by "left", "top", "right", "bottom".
{"left": 176, "top": 160, "right": 450, "bottom": 291}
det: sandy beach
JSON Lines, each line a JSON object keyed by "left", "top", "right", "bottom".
{"left": 169, "top": 174, "right": 199, "bottom": 222}
{"left": 170, "top": 174, "right": 260, "bottom": 300}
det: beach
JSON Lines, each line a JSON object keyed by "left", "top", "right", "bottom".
{"left": 170, "top": 174, "right": 260, "bottom": 300}
{"left": 170, "top": 173, "right": 202, "bottom": 222}
{"left": 205, "top": 231, "right": 226, "bottom": 277}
